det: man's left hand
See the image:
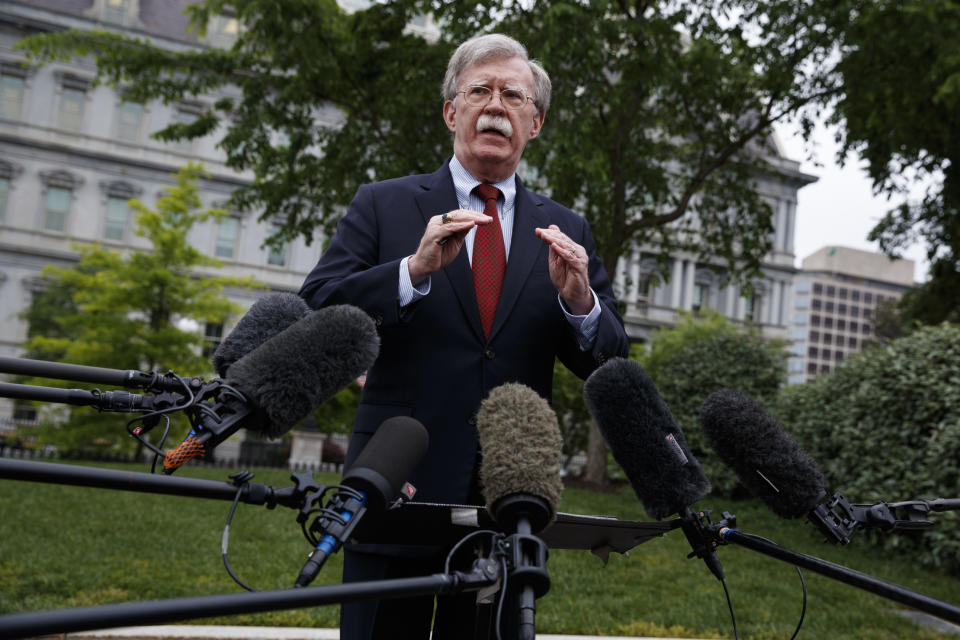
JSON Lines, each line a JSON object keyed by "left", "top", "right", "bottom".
{"left": 535, "top": 224, "right": 595, "bottom": 315}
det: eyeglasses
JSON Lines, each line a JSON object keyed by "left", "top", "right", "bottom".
{"left": 458, "top": 85, "right": 534, "bottom": 110}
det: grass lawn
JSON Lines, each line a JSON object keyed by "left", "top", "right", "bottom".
{"left": 1, "top": 460, "right": 958, "bottom": 639}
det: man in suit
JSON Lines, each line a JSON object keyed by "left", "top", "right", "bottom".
{"left": 300, "top": 33, "right": 629, "bottom": 640}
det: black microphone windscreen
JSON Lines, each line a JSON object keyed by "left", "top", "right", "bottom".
{"left": 343, "top": 416, "right": 429, "bottom": 512}
{"left": 226, "top": 305, "right": 379, "bottom": 438}
{"left": 700, "top": 389, "right": 825, "bottom": 518}
{"left": 212, "top": 293, "right": 310, "bottom": 378}
{"left": 584, "top": 358, "right": 711, "bottom": 520}
{"left": 477, "top": 383, "right": 563, "bottom": 532}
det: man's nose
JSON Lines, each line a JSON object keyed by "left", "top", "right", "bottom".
{"left": 483, "top": 92, "right": 508, "bottom": 113}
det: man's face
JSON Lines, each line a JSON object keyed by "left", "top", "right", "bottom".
{"left": 443, "top": 56, "right": 545, "bottom": 183}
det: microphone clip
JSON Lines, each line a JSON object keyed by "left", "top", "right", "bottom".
{"left": 808, "top": 493, "right": 937, "bottom": 545}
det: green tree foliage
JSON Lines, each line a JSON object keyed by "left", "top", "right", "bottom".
{"left": 16, "top": 0, "right": 847, "bottom": 482}
{"left": 20, "top": 164, "right": 257, "bottom": 453}
{"left": 830, "top": 0, "right": 960, "bottom": 324}
{"left": 776, "top": 324, "right": 960, "bottom": 573}
{"left": 639, "top": 311, "right": 787, "bottom": 495}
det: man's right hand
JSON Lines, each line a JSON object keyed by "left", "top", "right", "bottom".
{"left": 407, "top": 210, "right": 491, "bottom": 284}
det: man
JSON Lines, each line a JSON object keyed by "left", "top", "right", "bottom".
{"left": 300, "top": 33, "right": 629, "bottom": 639}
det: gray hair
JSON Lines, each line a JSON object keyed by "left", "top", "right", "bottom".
{"left": 442, "top": 33, "right": 552, "bottom": 115}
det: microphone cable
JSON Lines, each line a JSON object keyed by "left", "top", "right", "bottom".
{"left": 716, "top": 529, "right": 809, "bottom": 640}
{"left": 221, "top": 471, "right": 259, "bottom": 592}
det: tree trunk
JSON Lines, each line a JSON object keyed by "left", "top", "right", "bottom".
{"left": 583, "top": 418, "right": 608, "bottom": 486}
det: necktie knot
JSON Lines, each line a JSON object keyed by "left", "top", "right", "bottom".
{"left": 474, "top": 183, "right": 500, "bottom": 206}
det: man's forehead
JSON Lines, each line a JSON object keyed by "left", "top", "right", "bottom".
{"left": 461, "top": 56, "right": 534, "bottom": 86}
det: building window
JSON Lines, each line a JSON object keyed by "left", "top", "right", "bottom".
{"left": 44, "top": 187, "right": 71, "bottom": 232}
{"left": 810, "top": 314, "right": 821, "bottom": 327}
{"left": 835, "top": 351, "right": 845, "bottom": 362}
{"left": 838, "top": 288, "right": 848, "bottom": 299}
{"left": 203, "top": 322, "right": 223, "bottom": 358}
{"left": 823, "top": 333, "right": 833, "bottom": 345}
{"left": 824, "top": 317, "right": 834, "bottom": 329}
{"left": 838, "top": 303, "right": 847, "bottom": 315}
{"left": 215, "top": 216, "right": 239, "bottom": 259}
{"left": 851, "top": 290, "right": 861, "bottom": 302}
{"left": 811, "top": 299, "right": 822, "bottom": 311}
{"left": 104, "top": 197, "right": 129, "bottom": 240}
{"left": 104, "top": 0, "right": 128, "bottom": 22}
{"left": 862, "top": 323, "right": 872, "bottom": 334}
{"left": 794, "top": 312, "right": 808, "bottom": 325}
{"left": 266, "top": 222, "right": 287, "bottom": 266}
{"left": 824, "top": 301, "right": 835, "bottom": 313}
{"left": 863, "top": 308, "right": 873, "bottom": 319}
{"left": 12, "top": 401, "right": 37, "bottom": 422}
{"left": 826, "top": 285, "right": 836, "bottom": 297}
{"left": 820, "top": 364, "right": 831, "bottom": 373}
{"left": 807, "top": 362, "right": 818, "bottom": 374}
{"left": 850, "top": 305, "right": 860, "bottom": 318}
{"left": 57, "top": 77, "right": 90, "bottom": 131}
{"left": 116, "top": 100, "right": 143, "bottom": 142}
{"left": 790, "top": 343, "right": 805, "bottom": 356}
{"left": 692, "top": 284, "right": 705, "bottom": 312}
{"left": 848, "top": 336, "right": 858, "bottom": 348}
{"left": 795, "top": 297, "right": 810, "bottom": 310}
{"left": 813, "top": 283, "right": 823, "bottom": 295}
{"left": 791, "top": 328, "right": 807, "bottom": 340}
{"left": 745, "top": 295, "right": 760, "bottom": 322}
{"left": 795, "top": 281, "right": 811, "bottom": 294}
{"left": 172, "top": 103, "right": 202, "bottom": 153}
{"left": 864, "top": 292, "right": 874, "bottom": 304}
{"left": 789, "top": 360, "right": 804, "bottom": 373}
{"left": 808, "top": 346, "right": 818, "bottom": 358}
{"left": 837, "top": 319, "right": 846, "bottom": 332}
{"left": 0, "top": 64, "right": 26, "bottom": 120}
{"left": 810, "top": 331, "right": 820, "bottom": 342}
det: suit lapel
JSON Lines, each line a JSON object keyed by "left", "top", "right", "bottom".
{"left": 489, "top": 179, "right": 547, "bottom": 341}
{"left": 414, "top": 161, "right": 486, "bottom": 341}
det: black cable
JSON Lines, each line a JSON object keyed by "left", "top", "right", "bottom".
{"left": 737, "top": 531, "right": 808, "bottom": 640}
{"left": 222, "top": 479, "right": 257, "bottom": 592}
{"left": 720, "top": 575, "right": 739, "bottom": 640}
{"left": 442, "top": 530, "right": 497, "bottom": 575}
{"left": 494, "top": 553, "right": 509, "bottom": 640}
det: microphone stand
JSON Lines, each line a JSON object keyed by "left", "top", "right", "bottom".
{"left": 492, "top": 495, "right": 552, "bottom": 640}
{"left": 689, "top": 510, "right": 960, "bottom": 625}
{"left": 0, "top": 562, "right": 502, "bottom": 639}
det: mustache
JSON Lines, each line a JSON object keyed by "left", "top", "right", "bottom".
{"left": 476, "top": 114, "right": 513, "bottom": 138}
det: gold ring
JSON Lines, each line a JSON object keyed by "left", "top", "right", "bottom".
{"left": 441, "top": 213, "right": 454, "bottom": 224}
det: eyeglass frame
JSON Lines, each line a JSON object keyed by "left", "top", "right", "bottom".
{"left": 456, "top": 84, "right": 535, "bottom": 110}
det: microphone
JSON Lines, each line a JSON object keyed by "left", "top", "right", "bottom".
{"left": 477, "top": 383, "right": 563, "bottom": 640}
{"left": 583, "top": 358, "right": 711, "bottom": 519}
{"left": 699, "top": 389, "right": 825, "bottom": 519}
{"left": 295, "top": 416, "right": 429, "bottom": 587}
{"left": 583, "top": 358, "right": 722, "bottom": 580}
{"left": 211, "top": 293, "right": 310, "bottom": 378}
{"left": 162, "top": 305, "right": 380, "bottom": 473}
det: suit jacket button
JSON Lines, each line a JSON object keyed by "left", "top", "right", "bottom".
{"left": 597, "top": 351, "right": 607, "bottom": 364}
{"left": 374, "top": 313, "right": 383, "bottom": 327}
{"left": 467, "top": 415, "right": 477, "bottom": 426}
{"left": 485, "top": 348, "right": 495, "bottom": 359}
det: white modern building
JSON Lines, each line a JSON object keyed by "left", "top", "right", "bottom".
{"left": 0, "top": 0, "right": 816, "bottom": 429}
{"left": 787, "top": 246, "right": 915, "bottom": 385}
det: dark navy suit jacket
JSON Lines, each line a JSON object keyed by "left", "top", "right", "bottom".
{"left": 300, "top": 159, "right": 629, "bottom": 506}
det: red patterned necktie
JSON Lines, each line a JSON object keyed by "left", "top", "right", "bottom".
{"left": 472, "top": 183, "right": 505, "bottom": 339}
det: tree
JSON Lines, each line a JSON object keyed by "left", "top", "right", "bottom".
{"left": 638, "top": 311, "right": 787, "bottom": 495}
{"left": 18, "top": 0, "right": 847, "bottom": 481}
{"left": 829, "top": 0, "right": 960, "bottom": 324}
{"left": 21, "top": 164, "right": 257, "bottom": 454}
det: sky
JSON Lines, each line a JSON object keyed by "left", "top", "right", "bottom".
{"left": 774, "top": 120, "right": 930, "bottom": 284}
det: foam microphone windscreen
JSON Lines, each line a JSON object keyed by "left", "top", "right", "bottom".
{"left": 226, "top": 305, "right": 379, "bottom": 438}
{"left": 700, "top": 389, "right": 825, "bottom": 518}
{"left": 583, "top": 358, "right": 711, "bottom": 520}
{"left": 343, "top": 416, "right": 429, "bottom": 512}
{"left": 476, "top": 383, "right": 564, "bottom": 532}
{"left": 212, "top": 293, "right": 310, "bottom": 377}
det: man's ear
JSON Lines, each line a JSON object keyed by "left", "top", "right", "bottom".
{"left": 443, "top": 100, "right": 457, "bottom": 133}
{"left": 529, "top": 111, "right": 545, "bottom": 139}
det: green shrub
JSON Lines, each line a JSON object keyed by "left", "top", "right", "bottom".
{"left": 776, "top": 323, "right": 960, "bottom": 573}
{"left": 640, "top": 311, "right": 787, "bottom": 496}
